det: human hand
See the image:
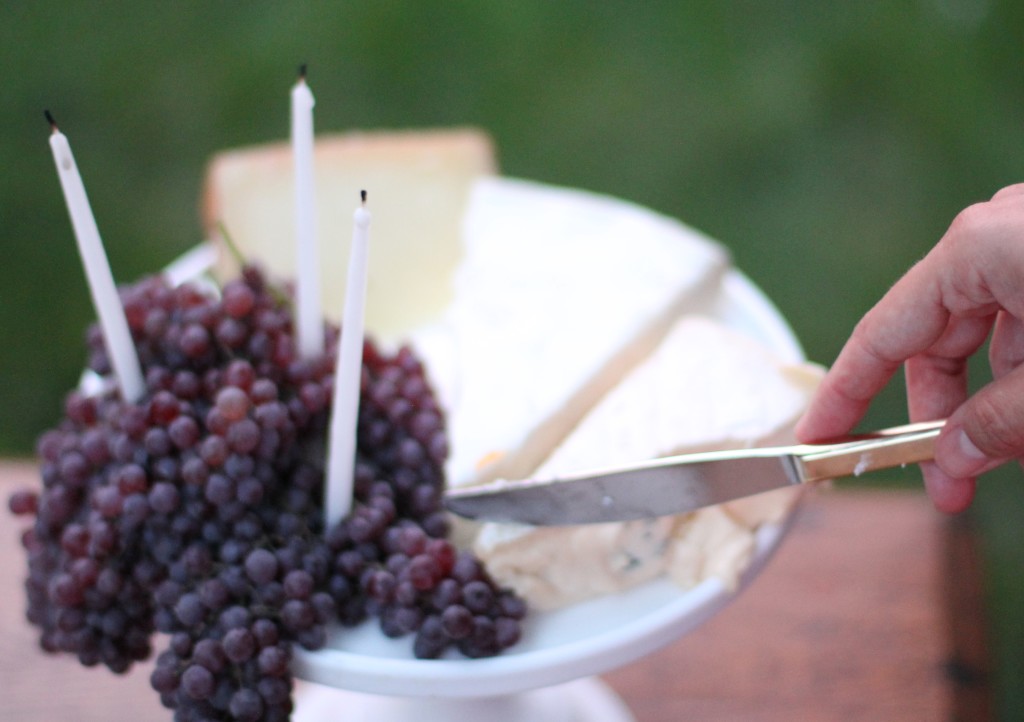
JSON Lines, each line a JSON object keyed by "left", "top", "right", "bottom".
{"left": 795, "top": 184, "right": 1024, "bottom": 513}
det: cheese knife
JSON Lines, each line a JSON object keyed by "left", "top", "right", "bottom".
{"left": 443, "top": 420, "right": 945, "bottom": 525}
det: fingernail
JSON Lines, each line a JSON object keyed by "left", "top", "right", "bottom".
{"left": 958, "top": 430, "right": 986, "bottom": 460}
{"left": 938, "top": 428, "right": 989, "bottom": 478}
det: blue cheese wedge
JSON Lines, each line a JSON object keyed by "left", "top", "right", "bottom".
{"left": 473, "top": 317, "right": 823, "bottom": 611}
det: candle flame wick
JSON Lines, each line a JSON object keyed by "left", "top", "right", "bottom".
{"left": 360, "top": 189, "right": 367, "bottom": 204}
{"left": 44, "top": 109, "right": 58, "bottom": 132}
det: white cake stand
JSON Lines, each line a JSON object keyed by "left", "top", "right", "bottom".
{"left": 291, "top": 269, "right": 805, "bottom": 722}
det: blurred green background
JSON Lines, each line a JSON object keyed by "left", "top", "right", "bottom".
{"left": 1, "top": 0, "right": 1022, "bottom": 715}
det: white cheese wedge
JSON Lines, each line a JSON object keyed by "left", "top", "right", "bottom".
{"left": 202, "top": 129, "right": 495, "bottom": 342}
{"left": 474, "top": 316, "right": 823, "bottom": 611}
{"left": 412, "top": 177, "right": 729, "bottom": 488}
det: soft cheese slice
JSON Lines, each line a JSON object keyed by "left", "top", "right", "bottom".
{"left": 202, "top": 129, "right": 496, "bottom": 342}
{"left": 412, "top": 178, "right": 729, "bottom": 489}
{"left": 474, "top": 316, "right": 823, "bottom": 611}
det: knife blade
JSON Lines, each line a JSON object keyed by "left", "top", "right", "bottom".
{"left": 443, "top": 420, "right": 945, "bottom": 525}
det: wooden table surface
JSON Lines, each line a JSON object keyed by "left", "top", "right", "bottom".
{"left": 0, "top": 461, "right": 989, "bottom": 721}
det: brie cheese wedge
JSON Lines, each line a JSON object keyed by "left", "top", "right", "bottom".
{"left": 412, "top": 177, "right": 728, "bottom": 488}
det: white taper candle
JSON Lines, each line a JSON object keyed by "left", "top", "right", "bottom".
{"left": 291, "top": 66, "right": 323, "bottom": 358}
{"left": 325, "top": 192, "right": 371, "bottom": 526}
{"left": 47, "top": 113, "right": 145, "bottom": 403}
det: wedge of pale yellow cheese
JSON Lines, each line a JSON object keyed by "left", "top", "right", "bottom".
{"left": 202, "top": 129, "right": 495, "bottom": 341}
{"left": 473, "top": 317, "right": 823, "bottom": 610}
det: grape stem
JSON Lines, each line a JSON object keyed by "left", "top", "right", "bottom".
{"left": 216, "top": 220, "right": 292, "bottom": 309}
{"left": 216, "top": 221, "right": 246, "bottom": 269}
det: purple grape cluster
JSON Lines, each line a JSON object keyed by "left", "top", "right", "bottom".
{"left": 8, "top": 266, "right": 526, "bottom": 721}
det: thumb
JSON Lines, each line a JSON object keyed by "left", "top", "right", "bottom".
{"left": 933, "top": 364, "right": 1024, "bottom": 479}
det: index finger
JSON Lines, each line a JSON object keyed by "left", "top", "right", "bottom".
{"left": 794, "top": 259, "right": 952, "bottom": 439}
{"left": 796, "top": 190, "right": 1024, "bottom": 441}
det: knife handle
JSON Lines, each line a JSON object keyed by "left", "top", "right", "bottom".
{"left": 796, "top": 420, "right": 946, "bottom": 483}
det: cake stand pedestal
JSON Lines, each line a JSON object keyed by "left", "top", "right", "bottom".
{"left": 293, "top": 676, "right": 636, "bottom": 722}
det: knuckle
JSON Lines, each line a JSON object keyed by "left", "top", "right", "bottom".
{"left": 849, "top": 316, "right": 900, "bottom": 369}
{"left": 947, "top": 202, "right": 989, "bottom": 243}
{"left": 989, "top": 183, "right": 1024, "bottom": 202}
